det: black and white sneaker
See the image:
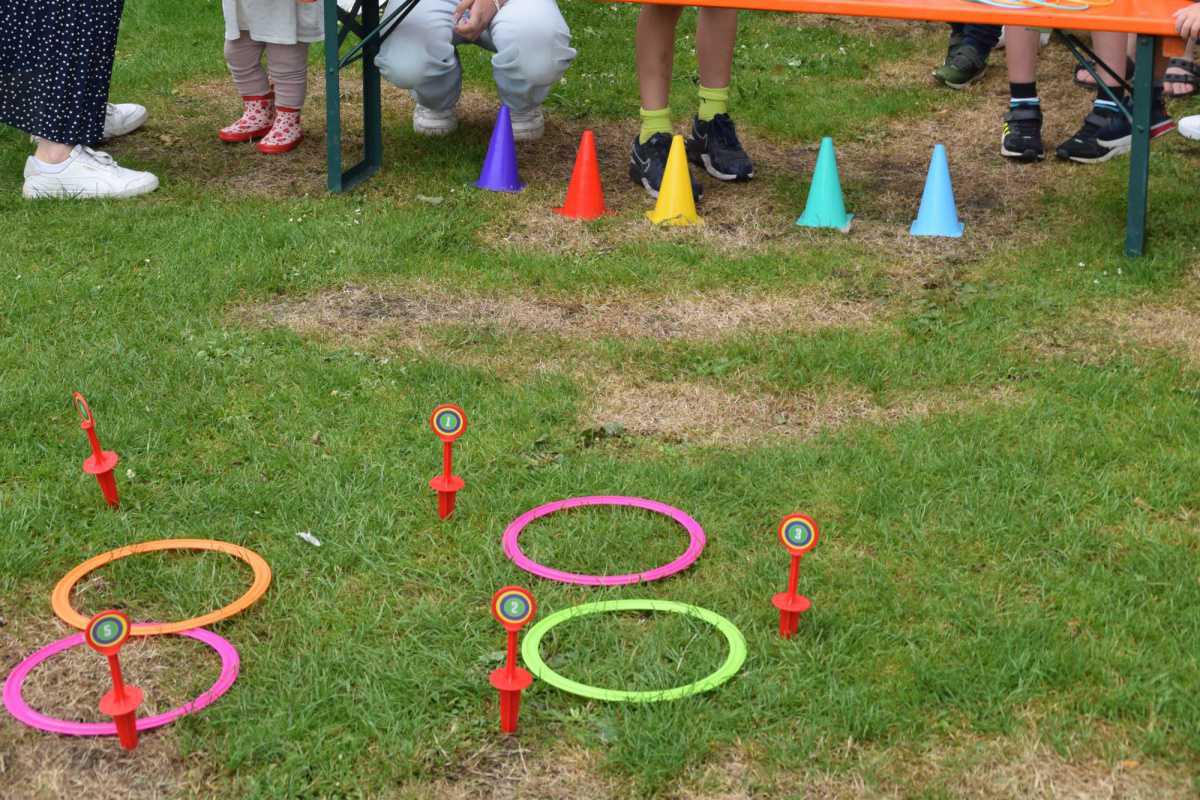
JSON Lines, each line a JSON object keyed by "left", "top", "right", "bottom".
{"left": 629, "top": 132, "right": 703, "bottom": 200}
{"left": 1000, "top": 104, "right": 1045, "bottom": 162}
{"left": 1057, "top": 95, "right": 1175, "bottom": 164}
{"left": 685, "top": 114, "right": 755, "bottom": 182}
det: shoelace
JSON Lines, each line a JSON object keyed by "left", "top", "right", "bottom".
{"left": 708, "top": 115, "right": 742, "bottom": 149}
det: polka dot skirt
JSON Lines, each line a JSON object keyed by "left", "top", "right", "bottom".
{"left": 0, "top": 0, "right": 125, "bottom": 145}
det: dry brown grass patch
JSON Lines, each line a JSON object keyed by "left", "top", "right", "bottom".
{"left": 0, "top": 617, "right": 219, "bottom": 800}
{"left": 1120, "top": 305, "right": 1200, "bottom": 367}
{"left": 388, "top": 742, "right": 627, "bottom": 799}
{"left": 587, "top": 377, "right": 1019, "bottom": 445}
{"left": 244, "top": 281, "right": 879, "bottom": 346}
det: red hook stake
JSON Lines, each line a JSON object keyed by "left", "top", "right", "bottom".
{"left": 74, "top": 392, "right": 119, "bottom": 508}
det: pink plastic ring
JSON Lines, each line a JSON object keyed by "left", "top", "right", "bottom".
{"left": 502, "top": 496, "right": 706, "bottom": 586}
{"left": 3, "top": 627, "right": 239, "bottom": 736}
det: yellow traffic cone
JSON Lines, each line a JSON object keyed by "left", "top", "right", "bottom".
{"left": 646, "top": 135, "right": 703, "bottom": 226}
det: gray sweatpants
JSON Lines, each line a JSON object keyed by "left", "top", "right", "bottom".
{"left": 375, "top": 0, "right": 575, "bottom": 113}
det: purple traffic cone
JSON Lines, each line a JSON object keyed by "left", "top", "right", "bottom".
{"left": 476, "top": 105, "right": 525, "bottom": 192}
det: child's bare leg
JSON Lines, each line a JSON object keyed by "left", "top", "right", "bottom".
{"left": 636, "top": 5, "right": 682, "bottom": 111}
{"left": 1005, "top": 26, "right": 1039, "bottom": 83}
{"left": 696, "top": 8, "right": 736, "bottom": 90}
{"left": 1092, "top": 31, "right": 1127, "bottom": 86}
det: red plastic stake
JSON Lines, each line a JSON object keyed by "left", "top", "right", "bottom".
{"left": 84, "top": 610, "right": 144, "bottom": 750}
{"left": 74, "top": 392, "right": 120, "bottom": 508}
{"left": 488, "top": 586, "right": 536, "bottom": 734}
{"left": 428, "top": 404, "right": 467, "bottom": 519}
{"left": 771, "top": 514, "right": 819, "bottom": 640}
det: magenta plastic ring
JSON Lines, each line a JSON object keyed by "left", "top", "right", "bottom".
{"left": 502, "top": 496, "right": 706, "bottom": 586}
{"left": 3, "top": 627, "right": 239, "bottom": 736}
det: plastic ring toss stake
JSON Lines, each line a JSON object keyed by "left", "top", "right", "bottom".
{"left": 3, "top": 627, "right": 239, "bottom": 736}
{"left": 52, "top": 539, "right": 272, "bottom": 636}
{"left": 521, "top": 599, "right": 746, "bottom": 703}
{"left": 503, "top": 496, "right": 706, "bottom": 586}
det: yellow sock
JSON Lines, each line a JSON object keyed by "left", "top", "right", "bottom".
{"left": 639, "top": 107, "right": 672, "bottom": 144}
{"left": 697, "top": 85, "right": 729, "bottom": 121}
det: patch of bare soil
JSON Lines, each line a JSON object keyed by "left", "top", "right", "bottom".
{"left": 0, "top": 617, "right": 221, "bottom": 800}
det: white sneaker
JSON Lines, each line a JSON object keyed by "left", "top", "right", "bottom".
{"left": 413, "top": 104, "right": 458, "bottom": 136}
{"left": 103, "top": 103, "right": 148, "bottom": 139}
{"left": 1180, "top": 115, "right": 1200, "bottom": 141}
{"left": 23, "top": 146, "right": 159, "bottom": 199}
{"left": 510, "top": 106, "right": 544, "bottom": 141}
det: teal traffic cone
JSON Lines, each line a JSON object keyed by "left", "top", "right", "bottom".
{"left": 796, "top": 137, "right": 852, "bottom": 233}
{"left": 909, "top": 144, "right": 963, "bottom": 238}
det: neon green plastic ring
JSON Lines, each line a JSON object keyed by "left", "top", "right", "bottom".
{"left": 521, "top": 599, "right": 747, "bottom": 703}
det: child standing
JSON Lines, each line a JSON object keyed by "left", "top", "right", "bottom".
{"left": 220, "top": 0, "right": 322, "bottom": 153}
{"left": 630, "top": 7, "right": 753, "bottom": 199}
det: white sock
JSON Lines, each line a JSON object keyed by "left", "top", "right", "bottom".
{"left": 33, "top": 155, "right": 71, "bottom": 173}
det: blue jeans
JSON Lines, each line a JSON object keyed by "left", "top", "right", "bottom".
{"left": 950, "top": 23, "right": 1002, "bottom": 59}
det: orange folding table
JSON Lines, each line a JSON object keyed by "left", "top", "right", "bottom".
{"left": 603, "top": 0, "right": 1192, "bottom": 256}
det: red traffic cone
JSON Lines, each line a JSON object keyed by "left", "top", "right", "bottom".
{"left": 554, "top": 130, "right": 607, "bottom": 220}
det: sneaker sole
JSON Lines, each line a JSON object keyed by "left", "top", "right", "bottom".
{"left": 22, "top": 176, "right": 159, "bottom": 200}
{"left": 932, "top": 68, "right": 985, "bottom": 90}
{"left": 219, "top": 125, "right": 273, "bottom": 143}
{"left": 511, "top": 125, "right": 544, "bottom": 142}
{"left": 694, "top": 153, "right": 753, "bottom": 182}
{"left": 413, "top": 122, "right": 457, "bottom": 136}
{"left": 1057, "top": 141, "right": 1130, "bottom": 163}
{"left": 1000, "top": 144, "right": 1045, "bottom": 162}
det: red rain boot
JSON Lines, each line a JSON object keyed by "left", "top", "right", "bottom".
{"left": 219, "top": 93, "right": 276, "bottom": 143}
{"left": 256, "top": 106, "right": 303, "bottom": 154}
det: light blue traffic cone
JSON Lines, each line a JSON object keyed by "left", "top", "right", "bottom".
{"left": 796, "top": 137, "right": 852, "bottom": 232}
{"left": 909, "top": 144, "right": 963, "bottom": 238}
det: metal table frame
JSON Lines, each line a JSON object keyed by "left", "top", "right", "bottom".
{"left": 323, "top": 0, "right": 420, "bottom": 192}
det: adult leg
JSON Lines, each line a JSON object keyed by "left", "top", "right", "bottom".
{"left": 486, "top": 0, "right": 574, "bottom": 138}
{"left": 375, "top": 0, "right": 462, "bottom": 114}
{"left": 14, "top": 0, "right": 157, "bottom": 197}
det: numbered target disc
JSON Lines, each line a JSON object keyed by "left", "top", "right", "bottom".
{"left": 491, "top": 586, "right": 536, "bottom": 630}
{"left": 777, "top": 514, "right": 819, "bottom": 556}
{"left": 430, "top": 404, "right": 468, "bottom": 442}
{"left": 85, "top": 610, "right": 131, "bottom": 654}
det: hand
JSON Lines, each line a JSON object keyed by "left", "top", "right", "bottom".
{"left": 1175, "top": 3, "right": 1200, "bottom": 40}
{"left": 453, "top": 0, "right": 497, "bottom": 41}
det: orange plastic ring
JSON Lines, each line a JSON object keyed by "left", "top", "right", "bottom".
{"left": 51, "top": 539, "right": 271, "bottom": 636}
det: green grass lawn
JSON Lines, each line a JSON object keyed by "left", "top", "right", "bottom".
{"left": 2, "top": 2, "right": 1200, "bottom": 798}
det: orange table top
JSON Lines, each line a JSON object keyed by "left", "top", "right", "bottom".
{"left": 615, "top": 0, "right": 1190, "bottom": 37}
